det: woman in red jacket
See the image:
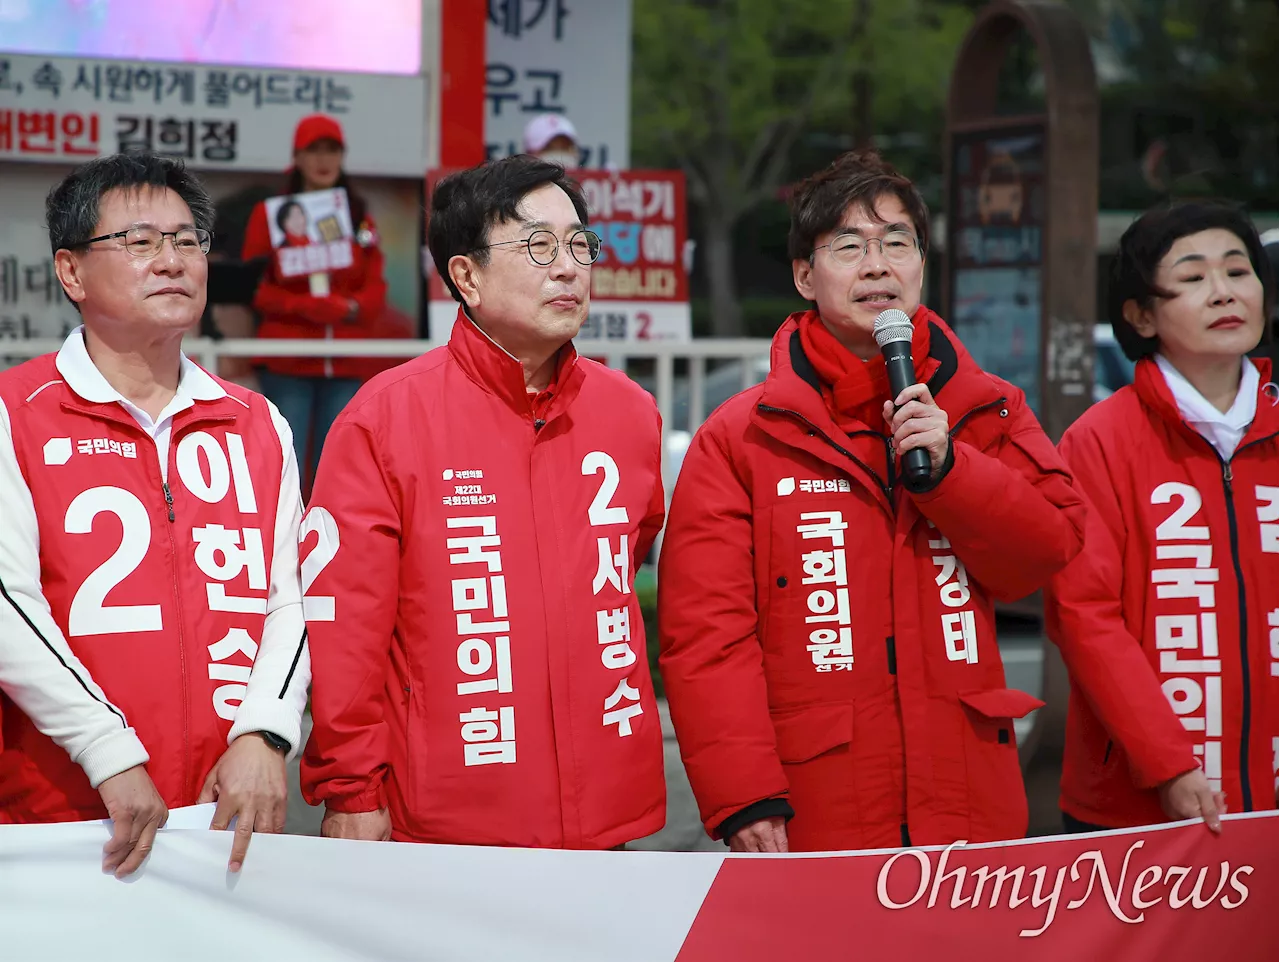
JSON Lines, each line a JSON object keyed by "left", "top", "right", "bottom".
{"left": 241, "top": 114, "right": 388, "bottom": 484}
{"left": 1045, "top": 201, "right": 1277, "bottom": 834}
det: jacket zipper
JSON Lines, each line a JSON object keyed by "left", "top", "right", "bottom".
{"left": 948, "top": 397, "right": 1007, "bottom": 438}
{"left": 157, "top": 457, "right": 192, "bottom": 799}
{"left": 1220, "top": 459, "right": 1251, "bottom": 812}
{"left": 757, "top": 403, "right": 892, "bottom": 500}
{"left": 1189, "top": 431, "right": 1275, "bottom": 813}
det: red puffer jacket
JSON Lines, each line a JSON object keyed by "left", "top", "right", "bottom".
{"left": 659, "top": 309, "right": 1086, "bottom": 851}
{"left": 1045, "top": 358, "right": 1278, "bottom": 827}
{"left": 300, "top": 309, "right": 667, "bottom": 849}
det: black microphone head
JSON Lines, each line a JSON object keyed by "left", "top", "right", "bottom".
{"left": 872, "top": 308, "right": 913, "bottom": 348}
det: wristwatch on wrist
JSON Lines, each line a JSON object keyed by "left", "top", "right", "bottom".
{"left": 254, "top": 730, "right": 291, "bottom": 754}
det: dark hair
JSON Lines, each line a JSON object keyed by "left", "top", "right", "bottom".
{"left": 428, "top": 154, "right": 590, "bottom": 303}
{"left": 45, "top": 151, "right": 215, "bottom": 257}
{"left": 1109, "top": 200, "right": 1271, "bottom": 361}
{"left": 787, "top": 149, "right": 930, "bottom": 262}
{"left": 275, "top": 199, "right": 307, "bottom": 235}
{"left": 286, "top": 168, "right": 367, "bottom": 231}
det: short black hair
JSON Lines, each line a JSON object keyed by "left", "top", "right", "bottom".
{"left": 45, "top": 151, "right": 215, "bottom": 257}
{"left": 428, "top": 155, "right": 589, "bottom": 303}
{"left": 1110, "top": 200, "right": 1271, "bottom": 361}
{"left": 276, "top": 199, "right": 306, "bottom": 235}
{"left": 787, "top": 148, "right": 930, "bottom": 262}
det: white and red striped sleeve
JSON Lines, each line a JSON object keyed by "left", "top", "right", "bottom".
{"left": 0, "top": 397, "right": 150, "bottom": 787}
{"left": 227, "top": 399, "right": 311, "bottom": 757}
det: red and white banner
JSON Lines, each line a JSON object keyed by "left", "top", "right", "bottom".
{"left": 426, "top": 169, "right": 691, "bottom": 345}
{"left": 0, "top": 809, "right": 1274, "bottom": 961}
{"left": 684, "top": 813, "right": 1278, "bottom": 961}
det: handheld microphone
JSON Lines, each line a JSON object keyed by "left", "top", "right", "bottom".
{"left": 873, "top": 308, "right": 933, "bottom": 491}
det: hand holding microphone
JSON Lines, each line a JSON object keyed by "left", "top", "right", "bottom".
{"left": 872, "top": 309, "right": 951, "bottom": 492}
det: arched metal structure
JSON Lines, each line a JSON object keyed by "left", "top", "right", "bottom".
{"left": 943, "top": 1, "right": 1099, "bottom": 818}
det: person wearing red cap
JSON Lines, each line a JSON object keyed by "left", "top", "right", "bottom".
{"left": 241, "top": 114, "right": 389, "bottom": 488}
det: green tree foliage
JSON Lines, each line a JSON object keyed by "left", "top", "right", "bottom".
{"left": 632, "top": 0, "right": 974, "bottom": 336}
{"left": 1069, "top": 0, "right": 1277, "bottom": 207}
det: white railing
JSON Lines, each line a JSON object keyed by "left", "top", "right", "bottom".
{"left": 2, "top": 335, "right": 1062, "bottom": 761}
{"left": 2, "top": 336, "right": 775, "bottom": 489}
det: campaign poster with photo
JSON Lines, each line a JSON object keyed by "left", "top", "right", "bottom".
{"left": 263, "top": 187, "right": 355, "bottom": 279}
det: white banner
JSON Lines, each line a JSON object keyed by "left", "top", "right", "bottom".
{"left": 0, "top": 53, "right": 427, "bottom": 176}
{"left": 0, "top": 805, "right": 722, "bottom": 962}
{"left": 485, "top": 0, "right": 632, "bottom": 169}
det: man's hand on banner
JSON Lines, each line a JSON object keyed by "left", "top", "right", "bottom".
{"left": 199, "top": 734, "right": 289, "bottom": 872}
{"left": 728, "top": 816, "right": 789, "bottom": 854}
{"left": 884, "top": 384, "right": 951, "bottom": 480}
{"left": 321, "top": 808, "right": 393, "bottom": 842}
{"left": 99, "top": 764, "right": 168, "bottom": 879}
{"left": 1159, "top": 768, "right": 1226, "bottom": 833}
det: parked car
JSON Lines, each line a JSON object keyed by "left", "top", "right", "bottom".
{"left": 1093, "top": 322, "right": 1135, "bottom": 402}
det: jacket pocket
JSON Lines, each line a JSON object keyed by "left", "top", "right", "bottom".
{"left": 771, "top": 701, "right": 854, "bottom": 763}
{"left": 957, "top": 688, "right": 1044, "bottom": 722}
{"left": 955, "top": 688, "right": 1044, "bottom": 841}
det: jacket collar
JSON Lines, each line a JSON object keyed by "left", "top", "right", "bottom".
{"left": 55, "top": 325, "right": 236, "bottom": 427}
{"left": 760, "top": 307, "right": 1003, "bottom": 428}
{"left": 446, "top": 306, "right": 584, "bottom": 419}
{"left": 1134, "top": 354, "right": 1278, "bottom": 452}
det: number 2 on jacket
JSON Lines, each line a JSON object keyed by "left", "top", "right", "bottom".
{"left": 582, "top": 451, "right": 630, "bottom": 526}
{"left": 64, "top": 486, "right": 162, "bottom": 637}
{"left": 299, "top": 507, "right": 340, "bottom": 622}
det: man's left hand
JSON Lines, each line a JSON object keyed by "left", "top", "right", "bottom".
{"left": 883, "top": 384, "right": 950, "bottom": 480}
{"left": 198, "top": 733, "right": 288, "bottom": 873}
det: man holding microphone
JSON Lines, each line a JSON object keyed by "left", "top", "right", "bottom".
{"left": 659, "top": 149, "right": 1086, "bottom": 852}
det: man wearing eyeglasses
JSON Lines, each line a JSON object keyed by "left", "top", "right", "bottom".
{"left": 301, "top": 155, "right": 666, "bottom": 848}
{"left": 0, "top": 153, "right": 310, "bottom": 877}
{"left": 658, "top": 149, "right": 1086, "bottom": 853}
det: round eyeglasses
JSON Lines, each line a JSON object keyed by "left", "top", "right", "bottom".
{"left": 80, "top": 226, "right": 213, "bottom": 257}
{"left": 811, "top": 230, "right": 920, "bottom": 267}
{"left": 476, "top": 229, "right": 602, "bottom": 267}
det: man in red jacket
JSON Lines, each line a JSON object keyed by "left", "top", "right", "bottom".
{"left": 659, "top": 150, "right": 1087, "bottom": 853}
{"left": 0, "top": 153, "right": 310, "bottom": 877}
{"left": 300, "top": 156, "right": 667, "bottom": 847}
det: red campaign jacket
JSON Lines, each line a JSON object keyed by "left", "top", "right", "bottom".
{"left": 241, "top": 199, "right": 389, "bottom": 381}
{"left": 0, "top": 339, "right": 308, "bottom": 821}
{"left": 300, "top": 309, "right": 667, "bottom": 848}
{"left": 658, "top": 310, "right": 1087, "bottom": 852}
{"left": 1045, "top": 358, "right": 1278, "bottom": 827}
